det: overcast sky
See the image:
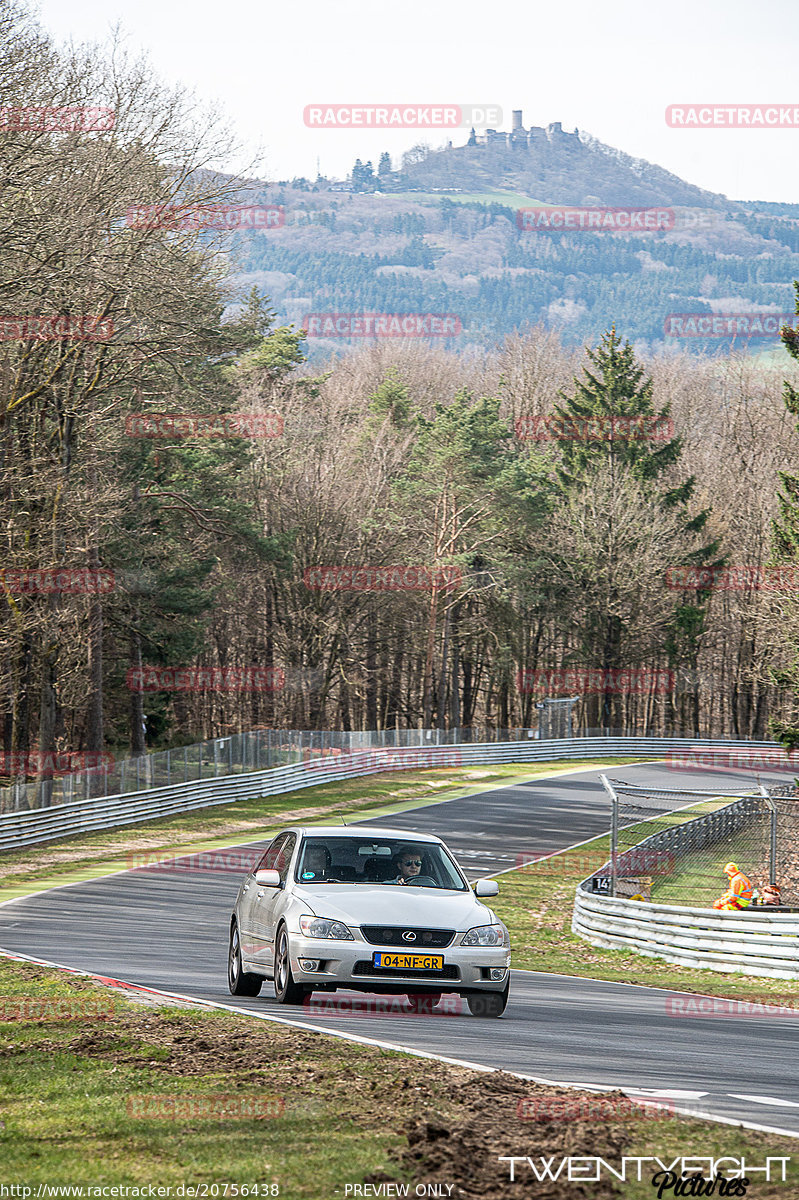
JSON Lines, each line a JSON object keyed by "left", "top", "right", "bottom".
{"left": 36, "top": 0, "right": 799, "bottom": 203}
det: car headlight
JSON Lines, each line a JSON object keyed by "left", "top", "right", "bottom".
{"left": 461, "top": 923, "right": 510, "bottom": 947}
{"left": 299, "top": 915, "right": 354, "bottom": 940}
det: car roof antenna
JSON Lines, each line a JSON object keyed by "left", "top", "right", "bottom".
{"left": 337, "top": 812, "right": 348, "bottom": 826}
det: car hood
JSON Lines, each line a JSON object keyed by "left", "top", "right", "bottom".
{"left": 293, "top": 884, "right": 494, "bottom": 930}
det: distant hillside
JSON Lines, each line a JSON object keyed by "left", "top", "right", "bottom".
{"left": 395, "top": 123, "right": 729, "bottom": 209}
{"left": 223, "top": 122, "right": 799, "bottom": 357}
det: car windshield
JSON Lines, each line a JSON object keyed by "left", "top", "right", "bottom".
{"left": 295, "top": 837, "right": 468, "bottom": 890}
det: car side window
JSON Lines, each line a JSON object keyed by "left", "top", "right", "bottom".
{"left": 257, "top": 833, "right": 289, "bottom": 874}
{"left": 273, "top": 834, "right": 296, "bottom": 883}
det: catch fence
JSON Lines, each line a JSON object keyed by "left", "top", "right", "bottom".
{"left": 592, "top": 776, "right": 799, "bottom": 907}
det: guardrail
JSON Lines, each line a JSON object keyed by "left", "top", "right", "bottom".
{"left": 573, "top": 888, "right": 799, "bottom": 979}
{"left": 0, "top": 734, "right": 787, "bottom": 854}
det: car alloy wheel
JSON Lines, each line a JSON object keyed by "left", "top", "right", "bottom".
{"left": 274, "top": 924, "right": 305, "bottom": 1004}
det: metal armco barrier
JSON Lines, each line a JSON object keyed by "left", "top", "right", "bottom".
{"left": 573, "top": 888, "right": 799, "bottom": 980}
{"left": 0, "top": 735, "right": 788, "bottom": 854}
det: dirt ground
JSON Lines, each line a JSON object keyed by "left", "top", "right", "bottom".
{"left": 16, "top": 1003, "right": 638, "bottom": 1199}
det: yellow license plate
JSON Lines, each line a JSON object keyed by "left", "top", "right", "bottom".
{"left": 373, "top": 952, "right": 444, "bottom": 971}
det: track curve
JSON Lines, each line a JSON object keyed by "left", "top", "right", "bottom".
{"left": 2, "top": 762, "right": 799, "bottom": 1136}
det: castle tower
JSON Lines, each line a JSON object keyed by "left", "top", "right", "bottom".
{"left": 512, "top": 110, "right": 523, "bottom": 132}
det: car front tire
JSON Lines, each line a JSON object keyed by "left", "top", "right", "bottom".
{"left": 466, "top": 981, "right": 509, "bottom": 1018}
{"left": 228, "top": 919, "right": 263, "bottom": 996}
{"left": 274, "top": 924, "right": 306, "bottom": 1004}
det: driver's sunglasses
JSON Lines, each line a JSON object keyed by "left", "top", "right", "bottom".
{"left": 401, "top": 859, "right": 422, "bottom": 867}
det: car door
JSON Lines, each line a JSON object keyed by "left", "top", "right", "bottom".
{"left": 251, "top": 832, "right": 297, "bottom": 969}
{"left": 238, "top": 833, "right": 288, "bottom": 960}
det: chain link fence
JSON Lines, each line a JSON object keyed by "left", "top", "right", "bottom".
{"left": 0, "top": 726, "right": 545, "bottom": 814}
{"left": 590, "top": 776, "right": 799, "bottom": 908}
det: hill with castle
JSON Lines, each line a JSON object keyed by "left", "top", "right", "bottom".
{"left": 229, "top": 111, "right": 799, "bottom": 356}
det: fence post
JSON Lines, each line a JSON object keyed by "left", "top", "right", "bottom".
{"left": 600, "top": 774, "right": 619, "bottom": 898}
{"left": 759, "top": 785, "right": 778, "bottom": 886}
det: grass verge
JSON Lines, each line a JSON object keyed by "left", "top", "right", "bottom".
{"left": 0, "top": 957, "right": 797, "bottom": 1199}
{"left": 493, "top": 835, "right": 799, "bottom": 1004}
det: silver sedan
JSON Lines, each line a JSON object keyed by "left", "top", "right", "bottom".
{"left": 228, "top": 825, "right": 511, "bottom": 1017}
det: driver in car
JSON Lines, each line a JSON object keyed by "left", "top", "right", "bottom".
{"left": 391, "top": 849, "right": 423, "bottom": 884}
{"left": 301, "top": 844, "right": 331, "bottom": 880}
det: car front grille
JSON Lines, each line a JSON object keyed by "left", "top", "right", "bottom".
{"left": 353, "top": 960, "right": 460, "bottom": 980}
{"left": 360, "top": 926, "right": 455, "bottom": 948}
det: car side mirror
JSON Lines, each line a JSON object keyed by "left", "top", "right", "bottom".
{"left": 474, "top": 879, "right": 499, "bottom": 897}
{"left": 255, "top": 869, "right": 281, "bottom": 888}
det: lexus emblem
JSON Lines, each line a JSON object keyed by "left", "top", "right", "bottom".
{"left": 402, "top": 931, "right": 416, "bottom": 942}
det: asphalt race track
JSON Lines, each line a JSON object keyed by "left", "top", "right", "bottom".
{"left": 2, "top": 761, "right": 799, "bottom": 1136}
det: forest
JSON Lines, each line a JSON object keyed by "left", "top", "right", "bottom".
{"left": 4, "top": 0, "right": 799, "bottom": 798}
